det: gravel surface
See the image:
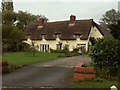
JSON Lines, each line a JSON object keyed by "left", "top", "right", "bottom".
{"left": 2, "top": 55, "right": 91, "bottom": 89}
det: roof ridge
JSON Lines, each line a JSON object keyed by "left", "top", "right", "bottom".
{"left": 47, "top": 19, "right": 93, "bottom": 23}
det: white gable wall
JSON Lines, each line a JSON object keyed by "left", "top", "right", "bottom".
{"left": 89, "top": 26, "right": 104, "bottom": 39}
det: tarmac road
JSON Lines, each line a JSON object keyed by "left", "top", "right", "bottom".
{"left": 2, "top": 55, "right": 91, "bottom": 89}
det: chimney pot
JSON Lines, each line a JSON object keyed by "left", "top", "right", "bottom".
{"left": 69, "top": 15, "right": 76, "bottom": 26}
{"left": 38, "top": 18, "right": 44, "bottom": 28}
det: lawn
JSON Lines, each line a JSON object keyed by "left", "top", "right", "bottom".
{"left": 72, "top": 79, "right": 119, "bottom": 89}
{"left": 2, "top": 52, "right": 61, "bottom": 65}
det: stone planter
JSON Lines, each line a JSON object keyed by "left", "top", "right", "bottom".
{"left": 73, "top": 63, "right": 96, "bottom": 80}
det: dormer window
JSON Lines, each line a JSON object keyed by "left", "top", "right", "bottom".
{"left": 69, "top": 15, "right": 76, "bottom": 26}
{"left": 38, "top": 18, "right": 45, "bottom": 29}
{"left": 26, "top": 33, "right": 31, "bottom": 39}
{"left": 73, "top": 33, "right": 82, "bottom": 38}
{"left": 40, "top": 34, "right": 46, "bottom": 39}
{"left": 53, "top": 33, "right": 61, "bottom": 38}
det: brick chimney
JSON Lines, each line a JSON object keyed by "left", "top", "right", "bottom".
{"left": 69, "top": 15, "right": 76, "bottom": 26}
{"left": 38, "top": 18, "right": 44, "bottom": 28}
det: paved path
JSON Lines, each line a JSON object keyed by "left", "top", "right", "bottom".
{"left": 2, "top": 55, "right": 91, "bottom": 89}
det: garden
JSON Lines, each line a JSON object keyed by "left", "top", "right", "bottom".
{"left": 72, "top": 38, "right": 120, "bottom": 89}
{"left": 2, "top": 44, "right": 84, "bottom": 73}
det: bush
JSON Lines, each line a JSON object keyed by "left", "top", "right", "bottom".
{"left": 18, "top": 42, "right": 30, "bottom": 51}
{"left": 94, "top": 77, "right": 103, "bottom": 82}
{"left": 50, "top": 48, "right": 65, "bottom": 53}
{"left": 89, "top": 38, "right": 120, "bottom": 80}
{"left": 57, "top": 54, "right": 65, "bottom": 58}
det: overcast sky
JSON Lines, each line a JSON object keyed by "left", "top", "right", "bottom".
{"left": 12, "top": 0, "right": 120, "bottom": 23}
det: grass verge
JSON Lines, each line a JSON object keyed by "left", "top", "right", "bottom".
{"left": 2, "top": 52, "right": 60, "bottom": 65}
{"left": 72, "top": 79, "right": 119, "bottom": 88}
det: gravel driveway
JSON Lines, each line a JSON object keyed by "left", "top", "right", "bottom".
{"left": 2, "top": 55, "right": 91, "bottom": 89}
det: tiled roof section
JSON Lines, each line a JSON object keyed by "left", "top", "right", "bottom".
{"left": 25, "top": 19, "right": 113, "bottom": 40}
{"left": 25, "top": 19, "right": 93, "bottom": 40}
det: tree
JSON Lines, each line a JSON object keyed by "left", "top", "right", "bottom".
{"left": 15, "top": 11, "right": 48, "bottom": 31}
{"left": 100, "top": 9, "right": 120, "bottom": 40}
{"left": 2, "top": 11, "right": 17, "bottom": 25}
{"left": 109, "top": 20, "right": 120, "bottom": 40}
{"left": 99, "top": 9, "right": 120, "bottom": 28}
{"left": 16, "top": 11, "right": 37, "bottom": 30}
{"left": 2, "top": 0, "right": 48, "bottom": 52}
{"left": 2, "top": 24, "right": 25, "bottom": 51}
{"left": 2, "top": 0, "right": 14, "bottom": 11}
{"left": 89, "top": 38, "right": 120, "bottom": 80}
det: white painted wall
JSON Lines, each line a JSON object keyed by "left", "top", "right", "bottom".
{"left": 89, "top": 26, "right": 103, "bottom": 39}
{"left": 23, "top": 38, "right": 88, "bottom": 51}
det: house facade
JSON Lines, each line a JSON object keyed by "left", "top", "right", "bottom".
{"left": 23, "top": 15, "right": 113, "bottom": 52}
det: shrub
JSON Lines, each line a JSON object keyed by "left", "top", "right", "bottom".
{"left": 18, "top": 42, "right": 29, "bottom": 51}
{"left": 63, "top": 44, "right": 69, "bottom": 53}
{"left": 89, "top": 38, "right": 120, "bottom": 80}
{"left": 94, "top": 77, "right": 103, "bottom": 82}
{"left": 50, "top": 48, "right": 64, "bottom": 53}
{"left": 57, "top": 54, "right": 65, "bottom": 58}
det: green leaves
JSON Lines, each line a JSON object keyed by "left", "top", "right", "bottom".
{"left": 100, "top": 9, "right": 120, "bottom": 27}
{"left": 99, "top": 9, "right": 120, "bottom": 40}
{"left": 89, "top": 38, "right": 120, "bottom": 79}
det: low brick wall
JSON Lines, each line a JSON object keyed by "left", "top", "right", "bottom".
{"left": 73, "top": 63, "right": 96, "bottom": 80}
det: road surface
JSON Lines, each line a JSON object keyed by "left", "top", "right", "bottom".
{"left": 2, "top": 55, "right": 91, "bottom": 89}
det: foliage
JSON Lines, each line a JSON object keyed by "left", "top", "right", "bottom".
{"left": 50, "top": 44, "right": 70, "bottom": 53}
{"left": 94, "top": 77, "right": 103, "bottom": 82}
{"left": 73, "top": 79, "right": 118, "bottom": 88}
{"left": 17, "top": 42, "right": 30, "bottom": 51}
{"left": 109, "top": 20, "right": 120, "bottom": 40}
{"left": 2, "top": 1, "right": 48, "bottom": 52}
{"left": 57, "top": 53, "right": 65, "bottom": 58}
{"left": 99, "top": 9, "right": 120, "bottom": 28}
{"left": 89, "top": 37, "right": 97, "bottom": 45}
{"left": 63, "top": 44, "right": 69, "bottom": 53}
{"left": 50, "top": 48, "right": 65, "bottom": 53}
{"left": 2, "top": 1, "right": 14, "bottom": 11}
{"left": 99, "top": 9, "right": 120, "bottom": 40}
{"left": 2, "top": 24, "right": 25, "bottom": 52}
{"left": 2, "top": 11, "right": 16, "bottom": 25}
{"left": 89, "top": 38, "right": 120, "bottom": 80}
{"left": 16, "top": 11, "right": 38, "bottom": 30}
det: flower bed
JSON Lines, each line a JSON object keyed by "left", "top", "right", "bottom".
{"left": 73, "top": 63, "right": 96, "bottom": 80}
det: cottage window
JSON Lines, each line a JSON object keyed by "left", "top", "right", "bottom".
{"left": 77, "top": 44, "right": 86, "bottom": 52}
{"left": 40, "top": 44, "right": 49, "bottom": 52}
{"left": 56, "top": 44, "right": 62, "bottom": 50}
